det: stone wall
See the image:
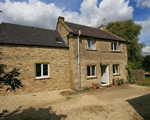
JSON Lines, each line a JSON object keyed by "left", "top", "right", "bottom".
{"left": 68, "top": 36, "right": 128, "bottom": 89}
{"left": 131, "top": 69, "right": 145, "bottom": 80}
{"left": 0, "top": 45, "right": 70, "bottom": 95}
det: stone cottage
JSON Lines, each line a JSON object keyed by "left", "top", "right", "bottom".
{"left": 0, "top": 16, "right": 128, "bottom": 94}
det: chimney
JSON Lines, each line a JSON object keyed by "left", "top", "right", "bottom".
{"left": 58, "top": 16, "right": 65, "bottom": 23}
{"left": 98, "top": 25, "right": 106, "bottom": 31}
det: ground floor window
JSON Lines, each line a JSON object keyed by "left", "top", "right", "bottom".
{"left": 113, "top": 64, "right": 119, "bottom": 74}
{"left": 87, "top": 65, "right": 96, "bottom": 77}
{"left": 36, "top": 63, "right": 49, "bottom": 78}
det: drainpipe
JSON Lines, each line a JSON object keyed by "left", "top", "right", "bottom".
{"left": 78, "top": 30, "right": 81, "bottom": 90}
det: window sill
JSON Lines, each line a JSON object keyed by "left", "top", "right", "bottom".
{"left": 87, "top": 76, "right": 97, "bottom": 79}
{"left": 35, "top": 77, "right": 51, "bottom": 80}
{"left": 113, "top": 74, "right": 120, "bottom": 76}
{"left": 111, "top": 50, "right": 122, "bottom": 53}
{"left": 86, "top": 49, "right": 98, "bottom": 51}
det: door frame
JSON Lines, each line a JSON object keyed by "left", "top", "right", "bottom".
{"left": 101, "top": 65, "right": 109, "bottom": 86}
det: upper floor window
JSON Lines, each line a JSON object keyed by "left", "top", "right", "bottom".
{"left": 36, "top": 63, "right": 50, "bottom": 79}
{"left": 87, "top": 39, "right": 95, "bottom": 50}
{"left": 111, "top": 42, "right": 120, "bottom": 51}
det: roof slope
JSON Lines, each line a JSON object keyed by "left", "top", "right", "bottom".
{"left": 0, "top": 22, "right": 68, "bottom": 48}
{"left": 65, "top": 21, "right": 126, "bottom": 42}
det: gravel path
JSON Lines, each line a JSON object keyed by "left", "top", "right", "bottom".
{"left": 0, "top": 85, "right": 150, "bottom": 120}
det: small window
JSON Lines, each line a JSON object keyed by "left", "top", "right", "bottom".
{"left": 113, "top": 65, "right": 119, "bottom": 74}
{"left": 87, "top": 66, "right": 96, "bottom": 77}
{"left": 36, "top": 63, "right": 49, "bottom": 78}
{"left": 111, "top": 42, "right": 120, "bottom": 51}
{"left": 56, "top": 38, "right": 63, "bottom": 43}
{"left": 87, "top": 39, "right": 95, "bottom": 49}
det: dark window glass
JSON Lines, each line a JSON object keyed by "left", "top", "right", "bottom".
{"left": 111, "top": 42, "right": 113, "bottom": 50}
{"left": 92, "top": 66, "right": 95, "bottom": 76}
{"left": 116, "top": 65, "right": 118, "bottom": 73}
{"left": 114, "top": 42, "right": 117, "bottom": 50}
{"left": 43, "top": 64, "right": 48, "bottom": 76}
{"left": 113, "top": 65, "right": 115, "bottom": 73}
{"left": 87, "top": 66, "right": 90, "bottom": 76}
{"left": 36, "top": 64, "right": 41, "bottom": 77}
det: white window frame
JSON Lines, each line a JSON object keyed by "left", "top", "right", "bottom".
{"left": 87, "top": 39, "right": 96, "bottom": 50}
{"left": 35, "top": 63, "right": 50, "bottom": 79}
{"left": 87, "top": 65, "right": 96, "bottom": 77}
{"left": 111, "top": 42, "right": 120, "bottom": 51}
{"left": 113, "top": 64, "right": 119, "bottom": 75}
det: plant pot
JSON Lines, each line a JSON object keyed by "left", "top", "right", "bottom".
{"left": 114, "top": 81, "right": 118, "bottom": 86}
{"left": 93, "top": 83, "right": 97, "bottom": 89}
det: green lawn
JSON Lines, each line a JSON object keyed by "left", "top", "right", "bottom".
{"left": 136, "top": 83, "right": 150, "bottom": 86}
{"left": 145, "top": 76, "right": 150, "bottom": 81}
{"left": 136, "top": 76, "right": 150, "bottom": 86}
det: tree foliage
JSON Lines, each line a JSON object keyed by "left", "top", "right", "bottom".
{"left": 0, "top": 10, "right": 3, "bottom": 13}
{"left": 0, "top": 52, "right": 23, "bottom": 91}
{"left": 0, "top": 64, "right": 24, "bottom": 91}
{"left": 142, "top": 55, "right": 150, "bottom": 72}
{"left": 106, "top": 19, "right": 145, "bottom": 69}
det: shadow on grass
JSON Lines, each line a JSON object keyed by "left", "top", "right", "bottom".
{"left": 126, "top": 93, "right": 150, "bottom": 120}
{"left": 0, "top": 106, "right": 67, "bottom": 120}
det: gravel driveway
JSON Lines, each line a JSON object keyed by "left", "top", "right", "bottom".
{"left": 0, "top": 84, "right": 150, "bottom": 120}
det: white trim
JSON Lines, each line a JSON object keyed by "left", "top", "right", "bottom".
{"left": 35, "top": 63, "right": 50, "bottom": 79}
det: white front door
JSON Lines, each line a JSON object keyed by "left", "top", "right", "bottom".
{"left": 101, "top": 65, "right": 109, "bottom": 85}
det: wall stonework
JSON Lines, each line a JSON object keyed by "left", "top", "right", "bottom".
{"left": 56, "top": 21, "right": 128, "bottom": 89}
{"left": 131, "top": 69, "right": 145, "bottom": 80}
{"left": 56, "top": 22, "right": 69, "bottom": 44}
{"left": 68, "top": 36, "right": 128, "bottom": 89}
{"left": 0, "top": 45, "right": 70, "bottom": 95}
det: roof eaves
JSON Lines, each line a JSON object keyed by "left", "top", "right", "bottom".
{"left": 72, "top": 33, "right": 126, "bottom": 42}
{"left": 102, "top": 29, "right": 127, "bottom": 42}
{"left": 0, "top": 43, "right": 69, "bottom": 48}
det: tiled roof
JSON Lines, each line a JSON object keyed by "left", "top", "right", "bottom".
{"left": 0, "top": 22, "right": 68, "bottom": 48}
{"left": 65, "top": 21, "right": 126, "bottom": 42}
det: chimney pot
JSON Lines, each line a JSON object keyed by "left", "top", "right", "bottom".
{"left": 58, "top": 16, "right": 65, "bottom": 22}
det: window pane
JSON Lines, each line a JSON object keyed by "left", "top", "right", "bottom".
{"left": 36, "top": 64, "right": 41, "bottom": 77}
{"left": 113, "top": 65, "right": 115, "bottom": 74}
{"left": 87, "top": 66, "right": 90, "bottom": 76}
{"left": 92, "top": 66, "right": 95, "bottom": 76}
{"left": 114, "top": 42, "right": 117, "bottom": 50}
{"left": 116, "top": 65, "right": 118, "bottom": 73}
{"left": 111, "top": 42, "right": 113, "bottom": 50}
{"left": 87, "top": 40, "right": 91, "bottom": 49}
{"left": 43, "top": 64, "right": 48, "bottom": 76}
{"left": 92, "top": 40, "right": 95, "bottom": 49}
{"left": 116, "top": 42, "right": 120, "bottom": 50}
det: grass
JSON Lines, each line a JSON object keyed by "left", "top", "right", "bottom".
{"left": 136, "top": 83, "right": 150, "bottom": 86}
{"left": 145, "top": 76, "right": 150, "bottom": 81}
{"left": 66, "top": 97, "right": 72, "bottom": 99}
{"left": 136, "top": 76, "right": 150, "bottom": 86}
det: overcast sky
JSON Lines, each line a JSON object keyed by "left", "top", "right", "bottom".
{"left": 0, "top": 0, "right": 150, "bottom": 55}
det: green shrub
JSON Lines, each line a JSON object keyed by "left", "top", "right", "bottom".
{"left": 130, "top": 77, "right": 136, "bottom": 84}
{"left": 120, "top": 78, "right": 124, "bottom": 84}
{"left": 112, "top": 78, "right": 115, "bottom": 84}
